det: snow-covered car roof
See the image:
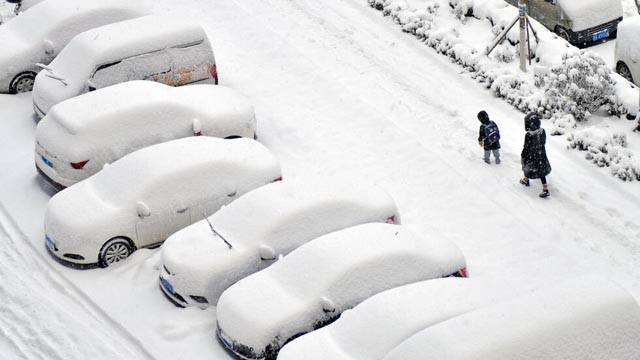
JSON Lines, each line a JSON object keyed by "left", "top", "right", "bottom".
{"left": 0, "top": 0, "right": 147, "bottom": 84}
{"left": 160, "top": 177, "right": 400, "bottom": 306}
{"left": 45, "top": 15, "right": 208, "bottom": 86}
{"left": 278, "top": 278, "right": 502, "bottom": 360}
{"left": 216, "top": 223, "right": 466, "bottom": 359}
{"left": 557, "top": 0, "right": 622, "bottom": 31}
{"left": 89, "top": 137, "right": 279, "bottom": 206}
{"left": 37, "top": 81, "right": 254, "bottom": 156}
{"left": 382, "top": 276, "right": 640, "bottom": 360}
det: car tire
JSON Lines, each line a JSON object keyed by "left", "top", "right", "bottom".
{"left": 9, "top": 71, "right": 36, "bottom": 94}
{"left": 617, "top": 62, "right": 634, "bottom": 84}
{"left": 99, "top": 237, "right": 134, "bottom": 267}
{"left": 554, "top": 26, "right": 571, "bottom": 44}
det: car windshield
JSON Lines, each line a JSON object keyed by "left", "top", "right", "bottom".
{"left": 47, "top": 38, "right": 96, "bottom": 86}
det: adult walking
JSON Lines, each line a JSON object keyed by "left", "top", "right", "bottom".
{"left": 519, "top": 112, "right": 551, "bottom": 198}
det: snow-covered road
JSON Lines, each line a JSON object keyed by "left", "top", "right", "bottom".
{"left": 1, "top": 0, "right": 640, "bottom": 358}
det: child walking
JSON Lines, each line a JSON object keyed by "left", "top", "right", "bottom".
{"left": 477, "top": 110, "right": 501, "bottom": 164}
{"left": 520, "top": 112, "right": 552, "bottom": 198}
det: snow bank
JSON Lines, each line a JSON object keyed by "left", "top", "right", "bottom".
{"left": 367, "top": 0, "right": 640, "bottom": 181}
{"left": 216, "top": 223, "right": 466, "bottom": 358}
{"left": 383, "top": 276, "right": 640, "bottom": 360}
{"left": 278, "top": 278, "right": 503, "bottom": 360}
{"left": 160, "top": 177, "right": 399, "bottom": 306}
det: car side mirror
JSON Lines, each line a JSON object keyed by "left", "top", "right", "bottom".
{"left": 136, "top": 201, "right": 150, "bottom": 218}
{"left": 321, "top": 297, "right": 335, "bottom": 313}
{"left": 43, "top": 39, "right": 55, "bottom": 56}
{"left": 259, "top": 245, "right": 276, "bottom": 261}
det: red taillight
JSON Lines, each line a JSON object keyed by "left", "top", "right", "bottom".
{"left": 386, "top": 215, "right": 397, "bottom": 224}
{"left": 210, "top": 64, "right": 218, "bottom": 81}
{"left": 457, "top": 267, "right": 468, "bottom": 278}
{"left": 272, "top": 176, "right": 282, "bottom": 182}
{"left": 195, "top": 131, "right": 203, "bottom": 136}
{"left": 70, "top": 160, "right": 89, "bottom": 169}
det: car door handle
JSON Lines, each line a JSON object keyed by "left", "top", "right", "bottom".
{"left": 177, "top": 208, "right": 188, "bottom": 213}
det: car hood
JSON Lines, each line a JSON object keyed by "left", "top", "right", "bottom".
{"left": 161, "top": 221, "right": 257, "bottom": 304}
{"left": 33, "top": 67, "right": 84, "bottom": 115}
{"left": 45, "top": 181, "right": 127, "bottom": 249}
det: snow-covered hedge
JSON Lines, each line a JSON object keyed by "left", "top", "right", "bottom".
{"left": 367, "top": 0, "right": 640, "bottom": 181}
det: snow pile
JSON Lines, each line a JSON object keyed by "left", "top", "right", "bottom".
{"left": 216, "top": 223, "right": 466, "bottom": 358}
{"left": 568, "top": 129, "right": 640, "bottom": 181}
{"left": 382, "top": 276, "right": 640, "bottom": 360}
{"left": 558, "top": 0, "right": 622, "bottom": 32}
{"left": 278, "top": 278, "right": 504, "bottom": 360}
{"left": 366, "top": 0, "right": 640, "bottom": 181}
{"left": 160, "top": 177, "right": 399, "bottom": 306}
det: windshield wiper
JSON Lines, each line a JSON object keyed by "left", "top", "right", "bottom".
{"left": 44, "top": 72, "right": 67, "bottom": 86}
{"left": 203, "top": 214, "right": 232, "bottom": 249}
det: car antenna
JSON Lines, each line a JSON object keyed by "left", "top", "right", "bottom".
{"left": 203, "top": 213, "right": 232, "bottom": 249}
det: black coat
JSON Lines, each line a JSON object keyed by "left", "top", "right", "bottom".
{"left": 521, "top": 128, "right": 551, "bottom": 179}
{"left": 478, "top": 122, "right": 501, "bottom": 150}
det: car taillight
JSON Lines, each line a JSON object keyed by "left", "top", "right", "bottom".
{"left": 70, "top": 160, "right": 89, "bottom": 169}
{"left": 272, "top": 176, "right": 282, "bottom": 182}
{"left": 453, "top": 267, "right": 468, "bottom": 278}
{"left": 386, "top": 215, "right": 397, "bottom": 224}
{"left": 210, "top": 64, "right": 218, "bottom": 81}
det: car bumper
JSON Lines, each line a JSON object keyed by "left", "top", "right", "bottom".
{"left": 35, "top": 161, "right": 67, "bottom": 191}
{"left": 45, "top": 235, "right": 99, "bottom": 269}
{"left": 571, "top": 17, "right": 621, "bottom": 46}
{"left": 158, "top": 275, "right": 189, "bottom": 308}
{"left": 217, "top": 324, "right": 266, "bottom": 360}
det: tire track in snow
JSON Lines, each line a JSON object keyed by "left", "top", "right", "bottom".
{"left": 0, "top": 202, "right": 154, "bottom": 360}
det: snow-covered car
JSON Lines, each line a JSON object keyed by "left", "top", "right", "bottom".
{"left": 32, "top": 15, "right": 217, "bottom": 117}
{"left": 44, "top": 137, "right": 282, "bottom": 268}
{"left": 35, "top": 81, "right": 255, "bottom": 190}
{"left": 504, "top": 0, "right": 622, "bottom": 47}
{"left": 216, "top": 223, "right": 467, "bottom": 360}
{"left": 159, "top": 178, "right": 401, "bottom": 308}
{"left": 278, "top": 278, "right": 499, "bottom": 360}
{"left": 0, "top": 0, "right": 146, "bottom": 94}
{"left": 615, "top": 15, "right": 640, "bottom": 86}
{"left": 382, "top": 276, "right": 640, "bottom": 360}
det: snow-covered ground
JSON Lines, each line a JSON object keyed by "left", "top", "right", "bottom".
{"left": 1, "top": 0, "right": 640, "bottom": 359}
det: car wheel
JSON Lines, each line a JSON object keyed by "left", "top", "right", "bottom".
{"left": 9, "top": 71, "right": 36, "bottom": 94}
{"left": 554, "top": 27, "right": 571, "bottom": 43}
{"left": 99, "top": 237, "right": 134, "bottom": 267}
{"left": 617, "top": 62, "right": 634, "bottom": 84}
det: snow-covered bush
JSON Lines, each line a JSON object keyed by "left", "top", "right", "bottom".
{"left": 449, "top": 0, "right": 473, "bottom": 20}
{"left": 541, "top": 52, "right": 616, "bottom": 122}
{"left": 568, "top": 129, "right": 640, "bottom": 180}
{"left": 491, "top": 43, "right": 515, "bottom": 63}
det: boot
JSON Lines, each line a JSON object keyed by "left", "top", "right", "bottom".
{"left": 519, "top": 178, "right": 530, "bottom": 187}
{"left": 539, "top": 189, "right": 550, "bottom": 198}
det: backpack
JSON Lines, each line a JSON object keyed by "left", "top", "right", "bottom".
{"left": 484, "top": 121, "right": 500, "bottom": 145}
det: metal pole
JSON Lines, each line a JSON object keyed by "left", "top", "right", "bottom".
{"left": 518, "top": 0, "right": 527, "bottom": 72}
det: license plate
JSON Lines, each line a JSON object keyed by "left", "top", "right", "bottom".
{"left": 45, "top": 235, "right": 56, "bottom": 251}
{"left": 218, "top": 328, "right": 234, "bottom": 349}
{"left": 592, "top": 29, "right": 609, "bottom": 41}
{"left": 41, "top": 155, "right": 54, "bottom": 168}
{"left": 160, "top": 276, "right": 174, "bottom": 294}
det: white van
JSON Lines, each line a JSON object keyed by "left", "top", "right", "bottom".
{"left": 32, "top": 15, "right": 217, "bottom": 117}
{"left": 35, "top": 81, "right": 255, "bottom": 189}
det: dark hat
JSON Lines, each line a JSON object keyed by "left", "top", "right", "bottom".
{"left": 477, "top": 110, "right": 489, "bottom": 124}
{"left": 524, "top": 112, "right": 541, "bottom": 131}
